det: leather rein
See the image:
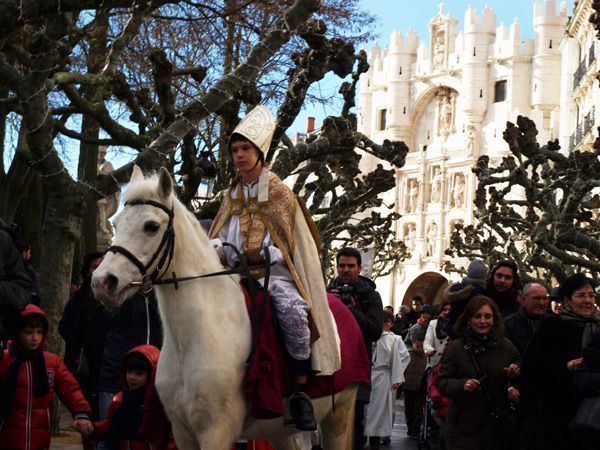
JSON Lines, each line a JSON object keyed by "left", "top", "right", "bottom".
{"left": 107, "top": 198, "right": 250, "bottom": 293}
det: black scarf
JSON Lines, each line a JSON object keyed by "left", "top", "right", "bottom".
{"left": 107, "top": 387, "right": 145, "bottom": 449}
{"left": 435, "top": 316, "right": 451, "bottom": 340}
{"left": 464, "top": 324, "right": 498, "bottom": 347}
{"left": 560, "top": 303, "right": 600, "bottom": 349}
{"left": 0, "top": 345, "right": 50, "bottom": 419}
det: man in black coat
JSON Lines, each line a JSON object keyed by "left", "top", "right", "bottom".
{"left": 59, "top": 251, "right": 111, "bottom": 417}
{"left": 486, "top": 259, "right": 522, "bottom": 318}
{"left": 329, "top": 247, "right": 383, "bottom": 450}
{"left": 0, "top": 220, "right": 31, "bottom": 342}
{"left": 504, "top": 281, "right": 549, "bottom": 356}
{"left": 504, "top": 281, "right": 550, "bottom": 450}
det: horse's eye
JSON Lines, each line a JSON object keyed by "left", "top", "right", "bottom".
{"left": 144, "top": 221, "right": 160, "bottom": 233}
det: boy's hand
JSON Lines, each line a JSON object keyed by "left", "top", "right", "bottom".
{"left": 73, "top": 419, "right": 93, "bottom": 436}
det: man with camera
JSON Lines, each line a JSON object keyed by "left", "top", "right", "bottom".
{"left": 0, "top": 220, "right": 31, "bottom": 349}
{"left": 329, "top": 247, "right": 384, "bottom": 449}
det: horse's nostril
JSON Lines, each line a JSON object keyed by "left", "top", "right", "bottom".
{"left": 106, "top": 274, "right": 119, "bottom": 292}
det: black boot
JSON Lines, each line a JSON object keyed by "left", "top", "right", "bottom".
{"left": 289, "top": 392, "right": 317, "bottom": 431}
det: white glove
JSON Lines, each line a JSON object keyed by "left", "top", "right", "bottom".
{"left": 209, "top": 238, "right": 224, "bottom": 259}
{"left": 260, "top": 246, "right": 283, "bottom": 265}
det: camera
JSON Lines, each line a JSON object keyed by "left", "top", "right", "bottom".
{"left": 338, "top": 284, "right": 355, "bottom": 305}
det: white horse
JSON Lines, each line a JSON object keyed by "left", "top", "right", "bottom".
{"left": 92, "top": 166, "right": 359, "bottom": 449}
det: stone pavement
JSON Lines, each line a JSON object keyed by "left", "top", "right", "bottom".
{"left": 50, "top": 399, "right": 421, "bottom": 449}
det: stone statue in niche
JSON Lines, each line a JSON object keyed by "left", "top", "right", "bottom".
{"left": 440, "top": 95, "right": 453, "bottom": 133}
{"left": 453, "top": 173, "right": 465, "bottom": 208}
{"left": 405, "top": 223, "right": 416, "bottom": 253}
{"left": 465, "top": 124, "right": 477, "bottom": 155}
{"left": 407, "top": 180, "right": 419, "bottom": 212}
{"left": 430, "top": 167, "right": 442, "bottom": 203}
{"left": 433, "top": 33, "right": 445, "bottom": 69}
{"left": 426, "top": 222, "right": 438, "bottom": 257}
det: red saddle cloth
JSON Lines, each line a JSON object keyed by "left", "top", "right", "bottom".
{"left": 242, "top": 284, "right": 370, "bottom": 419}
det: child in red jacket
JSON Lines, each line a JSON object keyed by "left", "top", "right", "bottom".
{"left": 92, "top": 344, "right": 176, "bottom": 449}
{"left": 0, "top": 304, "right": 93, "bottom": 450}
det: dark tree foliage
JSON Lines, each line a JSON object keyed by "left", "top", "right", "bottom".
{"left": 445, "top": 116, "right": 600, "bottom": 283}
{"left": 0, "top": 0, "right": 407, "bottom": 354}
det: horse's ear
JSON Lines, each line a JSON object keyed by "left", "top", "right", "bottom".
{"left": 131, "top": 165, "right": 144, "bottom": 183}
{"left": 158, "top": 167, "right": 173, "bottom": 199}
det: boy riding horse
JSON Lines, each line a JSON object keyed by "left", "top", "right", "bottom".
{"left": 209, "top": 106, "right": 341, "bottom": 431}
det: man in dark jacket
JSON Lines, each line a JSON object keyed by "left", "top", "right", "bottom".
{"left": 59, "top": 251, "right": 111, "bottom": 417}
{"left": 504, "top": 281, "right": 549, "bottom": 356}
{"left": 0, "top": 220, "right": 31, "bottom": 341}
{"left": 504, "top": 281, "right": 549, "bottom": 450}
{"left": 486, "top": 260, "right": 521, "bottom": 318}
{"left": 329, "top": 247, "right": 383, "bottom": 450}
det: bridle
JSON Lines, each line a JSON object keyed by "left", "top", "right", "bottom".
{"left": 108, "top": 199, "right": 176, "bottom": 293}
{"left": 107, "top": 198, "right": 251, "bottom": 293}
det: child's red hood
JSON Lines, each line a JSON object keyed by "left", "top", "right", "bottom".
{"left": 120, "top": 344, "right": 160, "bottom": 390}
{"left": 14, "top": 304, "right": 49, "bottom": 348}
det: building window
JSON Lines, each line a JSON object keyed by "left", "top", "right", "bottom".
{"left": 494, "top": 80, "right": 507, "bottom": 103}
{"left": 378, "top": 109, "right": 387, "bottom": 130}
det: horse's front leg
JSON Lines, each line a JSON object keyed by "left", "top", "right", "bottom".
{"left": 170, "top": 413, "right": 202, "bottom": 450}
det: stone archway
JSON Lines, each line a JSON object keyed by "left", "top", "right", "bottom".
{"left": 402, "top": 271, "right": 449, "bottom": 305}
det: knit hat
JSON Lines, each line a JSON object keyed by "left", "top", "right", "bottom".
{"left": 462, "top": 259, "right": 488, "bottom": 290}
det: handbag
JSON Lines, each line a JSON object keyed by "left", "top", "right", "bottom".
{"left": 569, "top": 395, "right": 600, "bottom": 433}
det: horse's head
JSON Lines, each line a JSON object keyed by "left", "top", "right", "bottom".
{"left": 92, "top": 165, "right": 175, "bottom": 308}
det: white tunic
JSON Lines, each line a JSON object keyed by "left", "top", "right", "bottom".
{"left": 364, "top": 331, "right": 410, "bottom": 437}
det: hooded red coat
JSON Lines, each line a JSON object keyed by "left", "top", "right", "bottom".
{"left": 93, "top": 344, "right": 176, "bottom": 450}
{"left": 0, "top": 304, "right": 91, "bottom": 450}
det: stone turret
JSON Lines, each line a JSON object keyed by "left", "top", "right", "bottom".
{"left": 358, "top": 44, "right": 384, "bottom": 134}
{"left": 387, "top": 29, "right": 419, "bottom": 141}
{"left": 461, "top": 5, "right": 496, "bottom": 123}
{"left": 531, "top": 1, "right": 568, "bottom": 113}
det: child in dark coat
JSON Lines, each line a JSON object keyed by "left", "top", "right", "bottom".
{"left": 0, "top": 304, "right": 92, "bottom": 449}
{"left": 403, "top": 332, "right": 427, "bottom": 438}
{"left": 92, "top": 344, "right": 176, "bottom": 450}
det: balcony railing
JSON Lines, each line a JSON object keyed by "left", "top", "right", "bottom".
{"left": 570, "top": 106, "right": 596, "bottom": 150}
{"left": 584, "top": 106, "right": 596, "bottom": 136}
{"left": 573, "top": 58, "right": 587, "bottom": 89}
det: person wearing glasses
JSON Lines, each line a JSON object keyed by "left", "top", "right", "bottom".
{"left": 504, "top": 281, "right": 550, "bottom": 357}
{"left": 521, "top": 273, "right": 600, "bottom": 450}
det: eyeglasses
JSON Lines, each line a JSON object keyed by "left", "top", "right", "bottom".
{"left": 525, "top": 295, "right": 549, "bottom": 302}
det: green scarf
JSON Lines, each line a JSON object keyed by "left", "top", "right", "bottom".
{"left": 560, "top": 303, "right": 600, "bottom": 349}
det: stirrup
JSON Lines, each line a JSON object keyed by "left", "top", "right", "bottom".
{"left": 285, "top": 392, "right": 317, "bottom": 431}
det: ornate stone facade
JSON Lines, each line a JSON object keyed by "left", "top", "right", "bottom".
{"left": 357, "top": 2, "right": 568, "bottom": 306}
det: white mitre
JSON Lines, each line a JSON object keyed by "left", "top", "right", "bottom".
{"left": 230, "top": 105, "right": 276, "bottom": 154}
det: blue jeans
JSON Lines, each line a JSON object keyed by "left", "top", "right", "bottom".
{"left": 96, "top": 391, "right": 116, "bottom": 450}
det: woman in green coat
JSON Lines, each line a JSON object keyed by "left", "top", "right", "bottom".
{"left": 437, "top": 295, "right": 520, "bottom": 450}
